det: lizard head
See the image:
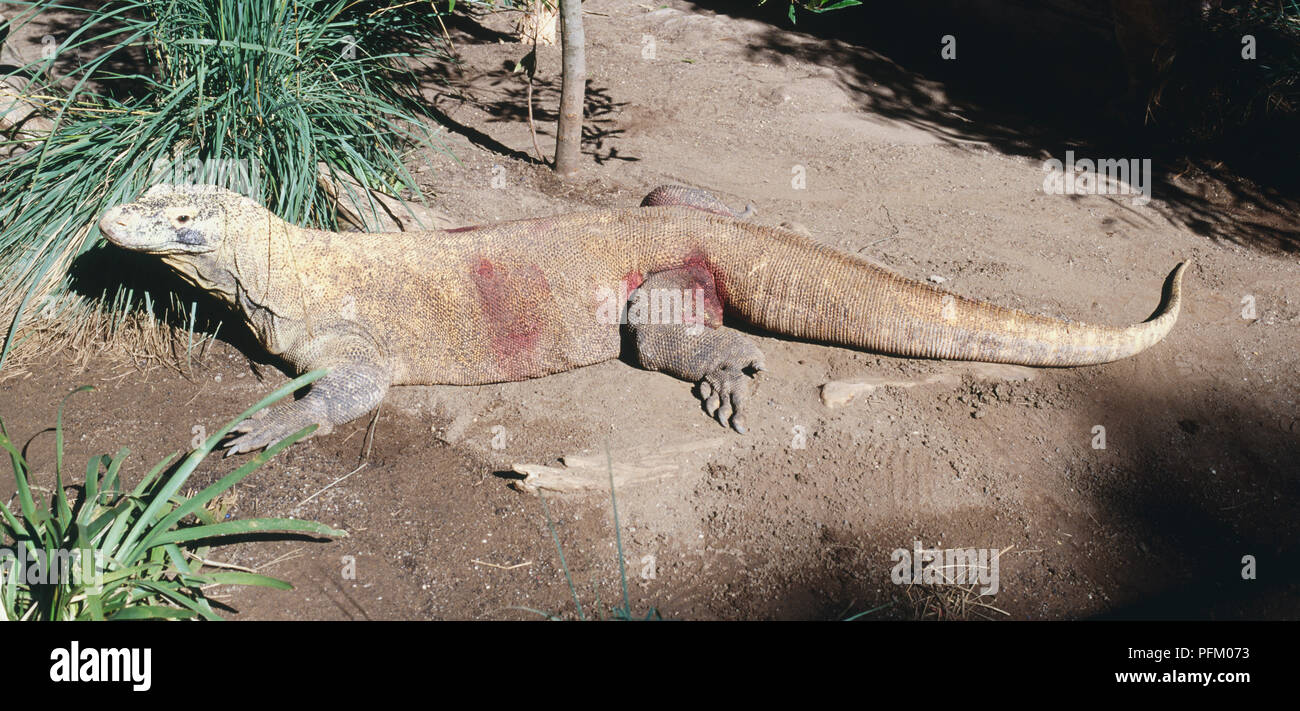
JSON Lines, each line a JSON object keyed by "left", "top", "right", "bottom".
{"left": 100, "top": 183, "right": 265, "bottom": 255}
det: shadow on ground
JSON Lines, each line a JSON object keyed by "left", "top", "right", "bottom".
{"left": 690, "top": 0, "right": 1300, "bottom": 255}
{"left": 740, "top": 375, "right": 1299, "bottom": 619}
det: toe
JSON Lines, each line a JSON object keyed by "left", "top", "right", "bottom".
{"left": 701, "top": 380, "right": 721, "bottom": 416}
{"left": 731, "top": 413, "right": 747, "bottom": 434}
{"left": 704, "top": 392, "right": 720, "bottom": 416}
{"left": 715, "top": 395, "right": 733, "bottom": 428}
{"left": 728, "top": 390, "right": 747, "bottom": 433}
{"left": 223, "top": 424, "right": 283, "bottom": 455}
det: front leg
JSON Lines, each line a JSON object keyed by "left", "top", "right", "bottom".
{"left": 224, "top": 357, "right": 392, "bottom": 455}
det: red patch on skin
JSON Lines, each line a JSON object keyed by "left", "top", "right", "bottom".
{"left": 446, "top": 225, "right": 483, "bottom": 233}
{"left": 622, "top": 271, "right": 644, "bottom": 292}
{"left": 681, "top": 250, "right": 728, "bottom": 308}
{"left": 631, "top": 260, "right": 726, "bottom": 329}
{"left": 469, "top": 256, "right": 550, "bottom": 379}
{"left": 676, "top": 262, "right": 725, "bottom": 326}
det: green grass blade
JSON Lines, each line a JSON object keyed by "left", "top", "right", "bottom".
{"left": 129, "top": 580, "right": 222, "bottom": 621}
{"left": 144, "top": 517, "right": 345, "bottom": 548}
{"left": 108, "top": 605, "right": 199, "bottom": 620}
{"left": 130, "top": 423, "right": 317, "bottom": 557}
{"left": 52, "top": 386, "right": 94, "bottom": 533}
{"left": 538, "top": 491, "right": 584, "bottom": 621}
{"left": 197, "top": 572, "right": 293, "bottom": 590}
{"left": 0, "top": 422, "right": 42, "bottom": 541}
{"left": 117, "top": 369, "right": 326, "bottom": 563}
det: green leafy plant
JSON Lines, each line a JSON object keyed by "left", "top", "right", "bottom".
{"left": 763, "top": 0, "right": 863, "bottom": 24}
{"left": 0, "top": 369, "right": 345, "bottom": 620}
{"left": 0, "top": 0, "right": 457, "bottom": 370}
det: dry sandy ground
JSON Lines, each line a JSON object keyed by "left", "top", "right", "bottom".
{"left": 1, "top": 1, "right": 1296, "bottom": 620}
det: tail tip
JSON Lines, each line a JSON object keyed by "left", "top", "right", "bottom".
{"left": 1152, "top": 259, "right": 1190, "bottom": 323}
{"left": 1170, "top": 260, "right": 1191, "bottom": 291}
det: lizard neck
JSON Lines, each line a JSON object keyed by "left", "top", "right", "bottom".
{"left": 221, "top": 213, "right": 313, "bottom": 354}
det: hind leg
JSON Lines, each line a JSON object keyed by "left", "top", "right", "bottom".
{"left": 625, "top": 266, "right": 766, "bottom": 433}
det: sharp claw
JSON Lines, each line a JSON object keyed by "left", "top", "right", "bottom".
{"left": 224, "top": 427, "right": 273, "bottom": 456}
{"left": 716, "top": 399, "right": 733, "bottom": 427}
{"left": 732, "top": 416, "right": 747, "bottom": 434}
{"left": 727, "top": 391, "right": 746, "bottom": 432}
{"left": 224, "top": 437, "right": 248, "bottom": 456}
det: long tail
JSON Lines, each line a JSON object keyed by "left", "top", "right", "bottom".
{"left": 717, "top": 226, "right": 1186, "bottom": 367}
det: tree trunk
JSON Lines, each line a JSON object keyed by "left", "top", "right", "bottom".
{"left": 554, "top": 0, "right": 585, "bottom": 176}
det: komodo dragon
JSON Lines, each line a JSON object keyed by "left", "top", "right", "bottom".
{"left": 99, "top": 184, "right": 1187, "bottom": 454}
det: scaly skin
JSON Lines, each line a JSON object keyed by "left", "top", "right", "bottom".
{"left": 640, "top": 184, "right": 756, "bottom": 218}
{"left": 99, "top": 184, "right": 1187, "bottom": 452}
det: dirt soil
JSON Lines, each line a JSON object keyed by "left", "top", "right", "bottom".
{"left": 2, "top": 0, "right": 1297, "bottom": 620}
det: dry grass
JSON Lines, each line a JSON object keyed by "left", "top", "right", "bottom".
{"left": 895, "top": 546, "right": 1013, "bottom": 621}
{"left": 0, "top": 290, "right": 222, "bottom": 382}
{"left": 900, "top": 584, "right": 1010, "bottom": 621}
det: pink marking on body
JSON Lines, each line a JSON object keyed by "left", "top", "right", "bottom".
{"left": 680, "top": 250, "right": 728, "bottom": 311}
{"left": 468, "top": 256, "right": 551, "bottom": 379}
{"left": 622, "top": 271, "right": 644, "bottom": 292}
{"left": 446, "top": 225, "right": 483, "bottom": 233}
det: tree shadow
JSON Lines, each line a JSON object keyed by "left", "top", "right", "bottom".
{"left": 692, "top": 0, "right": 1300, "bottom": 254}
{"left": 435, "top": 56, "right": 638, "bottom": 166}
{"left": 1, "top": 1, "right": 156, "bottom": 102}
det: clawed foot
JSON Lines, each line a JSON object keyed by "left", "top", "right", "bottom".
{"left": 223, "top": 408, "right": 329, "bottom": 456}
{"left": 697, "top": 358, "right": 765, "bottom": 434}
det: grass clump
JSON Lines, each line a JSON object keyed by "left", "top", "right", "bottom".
{"left": 0, "top": 369, "right": 344, "bottom": 620}
{"left": 0, "top": 0, "right": 459, "bottom": 370}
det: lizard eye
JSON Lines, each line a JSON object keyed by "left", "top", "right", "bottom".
{"left": 164, "top": 207, "right": 194, "bottom": 228}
